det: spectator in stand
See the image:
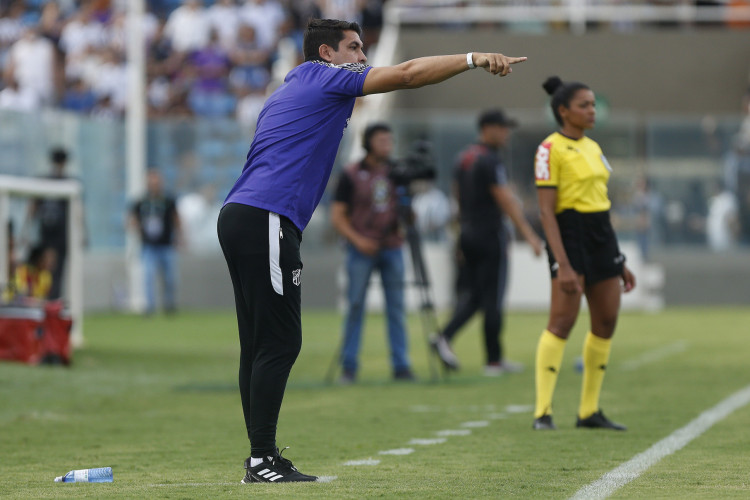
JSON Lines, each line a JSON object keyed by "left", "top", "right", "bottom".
{"left": 235, "top": 84, "right": 266, "bottom": 128}
{"left": 239, "top": 0, "right": 287, "bottom": 50}
{"left": 0, "top": 75, "right": 40, "bottom": 112}
{"left": 228, "top": 23, "right": 271, "bottom": 92}
{"left": 91, "top": 47, "right": 128, "bottom": 113}
{"left": 37, "top": 1, "right": 65, "bottom": 46}
{"left": 187, "top": 29, "right": 234, "bottom": 117}
{"left": 62, "top": 77, "right": 97, "bottom": 113}
{"left": 0, "top": 1, "right": 28, "bottom": 67}
{"left": 208, "top": 0, "right": 240, "bottom": 50}
{"left": 320, "top": 0, "right": 363, "bottom": 25}
{"left": 164, "top": 0, "right": 210, "bottom": 54}
{"left": 59, "top": 5, "right": 107, "bottom": 61}
{"left": 5, "top": 26, "right": 55, "bottom": 104}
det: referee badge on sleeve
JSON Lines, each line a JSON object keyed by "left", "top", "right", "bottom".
{"left": 535, "top": 142, "right": 552, "bottom": 181}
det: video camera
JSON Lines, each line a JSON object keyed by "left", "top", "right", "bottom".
{"left": 389, "top": 139, "right": 437, "bottom": 187}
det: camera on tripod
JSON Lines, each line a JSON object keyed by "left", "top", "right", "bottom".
{"left": 389, "top": 140, "right": 437, "bottom": 188}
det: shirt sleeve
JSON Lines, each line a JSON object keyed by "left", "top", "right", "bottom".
{"left": 477, "top": 155, "right": 505, "bottom": 187}
{"left": 324, "top": 63, "right": 372, "bottom": 98}
{"left": 333, "top": 170, "right": 354, "bottom": 204}
{"left": 535, "top": 140, "right": 558, "bottom": 188}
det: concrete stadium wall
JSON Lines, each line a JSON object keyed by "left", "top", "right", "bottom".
{"left": 81, "top": 245, "right": 748, "bottom": 313}
{"left": 391, "top": 29, "right": 750, "bottom": 114}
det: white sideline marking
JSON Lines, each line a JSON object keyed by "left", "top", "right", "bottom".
{"left": 316, "top": 475, "right": 338, "bottom": 483}
{"left": 436, "top": 429, "right": 471, "bottom": 436}
{"left": 343, "top": 459, "right": 380, "bottom": 466}
{"left": 570, "top": 384, "right": 750, "bottom": 500}
{"left": 149, "top": 482, "right": 236, "bottom": 487}
{"left": 379, "top": 448, "right": 415, "bottom": 456}
{"left": 408, "top": 438, "right": 447, "bottom": 445}
{"left": 461, "top": 420, "right": 489, "bottom": 428}
{"left": 505, "top": 404, "right": 533, "bottom": 414}
{"left": 619, "top": 341, "right": 689, "bottom": 371}
{"left": 487, "top": 413, "right": 508, "bottom": 420}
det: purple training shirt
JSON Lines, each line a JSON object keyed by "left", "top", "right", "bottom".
{"left": 224, "top": 60, "right": 372, "bottom": 231}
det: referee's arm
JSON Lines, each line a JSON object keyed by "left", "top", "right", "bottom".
{"left": 362, "top": 53, "right": 526, "bottom": 95}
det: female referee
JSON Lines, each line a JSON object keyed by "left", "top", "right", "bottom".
{"left": 532, "top": 76, "right": 636, "bottom": 431}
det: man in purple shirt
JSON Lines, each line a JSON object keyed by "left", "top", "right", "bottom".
{"left": 217, "top": 18, "right": 526, "bottom": 483}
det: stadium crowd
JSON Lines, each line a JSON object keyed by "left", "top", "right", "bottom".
{"left": 0, "top": 0, "right": 385, "bottom": 123}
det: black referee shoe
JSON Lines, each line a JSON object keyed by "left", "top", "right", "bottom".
{"left": 576, "top": 410, "right": 627, "bottom": 431}
{"left": 533, "top": 414, "right": 556, "bottom": 430}
{"left": 241, "top": 447, "right": 318, "bottom": 483}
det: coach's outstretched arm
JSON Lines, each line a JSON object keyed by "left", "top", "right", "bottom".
{"left": 362, "top": 53, "right": 526, "bottom": 95}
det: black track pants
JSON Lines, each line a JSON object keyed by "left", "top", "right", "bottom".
{"left": 217, "top": 203, "right": 303, "bottom": 458}
{"left": 442, "top": 228, "right": 508, "bottom": 364}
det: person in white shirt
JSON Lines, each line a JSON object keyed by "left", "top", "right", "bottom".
{"left": 164, "top": 0, "right": 210, "bottom": 53}
{"left": 239, "top": 0, "right": 287, "bottom": 50}
{"left": 0, "top": 77, "right": 40, "bottom": 112}
{"left": 208, "top": 0, "right": 240, "bottom": 50}
{"left": 6, "top": 27, "right": 55, "bottom": 104}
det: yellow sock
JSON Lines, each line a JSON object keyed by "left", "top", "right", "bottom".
{"left": 534, "top": 329, "right": 567, "bottom": 419}
{"left": 578, "top": 332, "right": 613, "bottom": 419}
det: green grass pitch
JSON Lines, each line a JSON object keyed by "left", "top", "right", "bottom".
{"left": 1, "top": 307, "right": 749, "bottom": 498}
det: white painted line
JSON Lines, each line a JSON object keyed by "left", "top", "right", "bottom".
{"left": 343, "top": 458, "right": 380, "bottom": 466}
{"left": 570, "top": 384, "right": 750, "bottom": 500}
{"left": 379, "top": 448, "right": 415, "bottom": 456}
{"left": 619, "top": 341, "right": 688, "bottom": 372}
{"left": 505, "top": 404, "right": 533, "bottom": 414}
{"left": 487, "top": 413, "right": 508, "bottom": 420}
{"left": 409, "top": 405, "right": 436, "bottom": 413}
{"left": 436, "top": 429, "right": 471, "bottom": 437}
{"left": 461, "top": 420, "right": 489, "bottom": 428}
{"left": 408, "top": 438, "right": 447, "bottom": 445}
{"left": 316, "top": 475, "right": 338, "bottom": 483}
{"left": 149, "top": 482, "right": 236, "bottom": 487}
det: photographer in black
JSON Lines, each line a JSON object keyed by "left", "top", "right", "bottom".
{"left": 330, "top": 123, "right": 416, "bottom": 383}
{"left": 432, "top": 109, "right": 544, "bottom": 376}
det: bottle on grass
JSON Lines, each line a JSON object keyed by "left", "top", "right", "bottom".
{"left": 54, "top": 467, "right": 113, "bottom": 483}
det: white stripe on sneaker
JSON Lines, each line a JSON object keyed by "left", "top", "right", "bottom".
{"left": 268, "top": 474, "right": 283, "bottom": 482}
{"left": 269, "top": 212, "right": 283, "bottom": 295}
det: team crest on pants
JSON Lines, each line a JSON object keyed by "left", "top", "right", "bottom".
{"left": 292, "top": 269, "right": 301, "bottom": 286}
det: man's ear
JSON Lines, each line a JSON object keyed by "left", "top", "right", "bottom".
{"left": 319, "top": 44, "right": 334, "bottom": 63}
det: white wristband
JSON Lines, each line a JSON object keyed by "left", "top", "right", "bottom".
{"left": 466, "top": 52, "right": 475, "bottom": 69}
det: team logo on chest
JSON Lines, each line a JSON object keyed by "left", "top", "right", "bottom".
{"left": 292, "top": 269, "right": 302, "bottom": 286}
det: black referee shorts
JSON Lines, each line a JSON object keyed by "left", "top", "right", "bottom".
{"left": 547, "top": 209, "right": 625, "bottom": 285}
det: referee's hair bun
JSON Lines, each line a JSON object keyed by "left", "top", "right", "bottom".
{"left": 542, "top": 76, "right": 563, "bottom": 96}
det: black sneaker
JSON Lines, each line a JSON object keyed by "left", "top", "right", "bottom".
{"left": 576, "top": 410, "right": 626, "bottom": 431}
{"left": 533, "top": 414, "right": 556, "bottom": 430}
{"left": 241, "top": 447, "right": 318, "bottom": 483}
{"left": 393, "top": 368, "right": 416, "bottom": 381}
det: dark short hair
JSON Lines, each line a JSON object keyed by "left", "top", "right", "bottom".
{"left": 542, "top": 76, "right": 590, "bottom": 126}
{"left": 303, "top": 18, "right": 362, "bottom": 62}
{"left": 478, "top": 109, "right": 518, "bottom": 129}
{"left": 362, "top": 122, "right": 391, "bottom": 153}
{"left": 50, "top": 147, "right": 68, "bottom": 164}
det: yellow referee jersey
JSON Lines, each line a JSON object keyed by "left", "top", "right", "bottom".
{"left": 534, "top": 132, "right": 612, "bottom": 213}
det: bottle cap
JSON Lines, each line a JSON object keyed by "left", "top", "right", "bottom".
{"left": 54, "top": 476, "right": 63, "bottom": 482}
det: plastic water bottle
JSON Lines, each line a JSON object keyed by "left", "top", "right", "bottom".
{"left": 54, "top": 467, "right": 113, "bottom": 483}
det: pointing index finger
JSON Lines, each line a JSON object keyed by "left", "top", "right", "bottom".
{"left": 507, "top": 56, "right": 528, "bottom": 64}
